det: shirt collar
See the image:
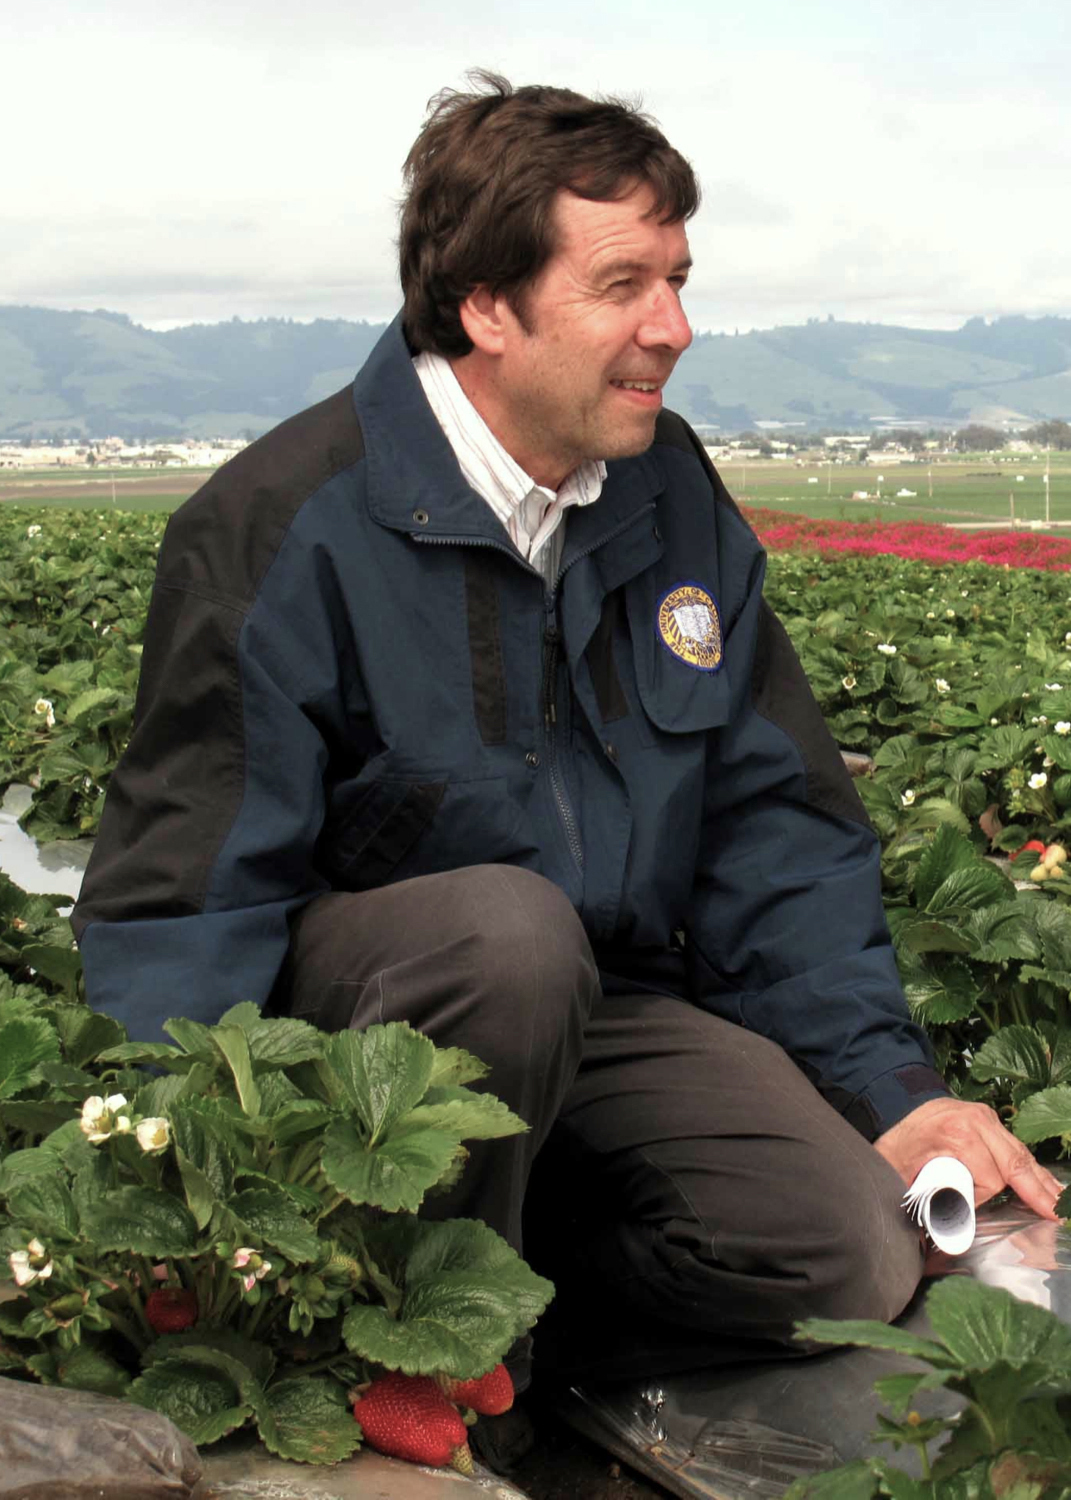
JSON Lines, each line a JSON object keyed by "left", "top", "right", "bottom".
{"left": 412, "top": 350, "right": 605, "bottom": 553}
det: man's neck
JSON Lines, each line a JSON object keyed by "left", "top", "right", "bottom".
{"left": 449, "top": 351, "right": 569, "bottom": 491}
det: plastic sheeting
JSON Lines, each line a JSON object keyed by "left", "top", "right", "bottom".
{"left": 556, "top": 1172, "right": 1071, "bottom": 1500}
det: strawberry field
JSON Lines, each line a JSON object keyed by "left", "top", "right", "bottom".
{"left": 2, "top": 501, "right": 1071, "bottom": 1476}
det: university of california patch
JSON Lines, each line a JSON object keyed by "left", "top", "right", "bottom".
{"left": 656, "top": 583, "right": 723, "bottom": 672}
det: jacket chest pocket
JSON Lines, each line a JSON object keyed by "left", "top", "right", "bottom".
{"left": 318, "top": 773, "right": 535, "bottom": 891}
{"left": 623, "top": 575, "right": 733, "bottom": 744}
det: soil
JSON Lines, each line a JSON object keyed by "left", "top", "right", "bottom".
{"left": 0, "top": 473, "right": 207, "bottom": 503}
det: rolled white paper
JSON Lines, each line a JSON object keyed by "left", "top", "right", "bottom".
{"left": 902, "top": 1155, "right": 976, "bottom": 1256}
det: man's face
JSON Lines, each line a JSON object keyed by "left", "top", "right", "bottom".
{"left": 482, "top": 183, "right": 693, "bottom": 489}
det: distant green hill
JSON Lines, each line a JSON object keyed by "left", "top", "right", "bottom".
{"left": 1, "top": 306, "right": 1069, "bottom": 440}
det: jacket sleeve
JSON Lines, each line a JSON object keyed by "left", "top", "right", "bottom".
{"left": 72, "top": 392, "right": 364, "bottom": 1042}
{"left": 684, "top": 553, "right": 948, "bottom": 1140}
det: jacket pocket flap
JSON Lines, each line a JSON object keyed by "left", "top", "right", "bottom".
{"left": 626, "top": 577, "right": 733, "bottom": 734}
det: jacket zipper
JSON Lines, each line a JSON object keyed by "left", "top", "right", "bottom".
{"left": 542, "top": 620, "right": 584, "bottom": 871}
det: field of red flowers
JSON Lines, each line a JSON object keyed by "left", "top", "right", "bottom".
{"left": 742, "top": 507, "right": 1071, "bottom": 570}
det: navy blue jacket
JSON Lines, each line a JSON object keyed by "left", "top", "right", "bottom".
{"left": 74, "top": 318, "right": 946, "bottom": 1138}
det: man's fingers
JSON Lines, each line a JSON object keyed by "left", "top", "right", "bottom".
{"left": 1003, "top": 1155, "right": 1063, "bottom": 1221}
{"left": 874, "top": 1098, "right": 1065, "bottom": 1223}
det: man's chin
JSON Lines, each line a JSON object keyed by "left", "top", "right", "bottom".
{"left": 603, "top": 414, "right": 662, "bottom": 462}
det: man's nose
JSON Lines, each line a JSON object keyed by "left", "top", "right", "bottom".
{"left": 638, "top": 286, "right": 693, "bottom": 353}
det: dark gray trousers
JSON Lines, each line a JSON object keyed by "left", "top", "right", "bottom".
{"left": 272, "top": 865, "right": 924, "bottom": 1383}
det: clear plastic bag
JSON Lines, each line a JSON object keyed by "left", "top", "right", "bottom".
{"left": 0, "top": 1378, "right": 202, "bottom": 1499}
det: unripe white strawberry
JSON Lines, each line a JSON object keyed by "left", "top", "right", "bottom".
{"left": 1030, "top": 865, "right": 1049, "bottom": 882}
{"left": 1043, "top": 843, "right": 1068, "bottom": 869}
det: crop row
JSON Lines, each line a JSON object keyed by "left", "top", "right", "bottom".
{"left": 2, "top": 506, "right": 1071, "bottom": 1153}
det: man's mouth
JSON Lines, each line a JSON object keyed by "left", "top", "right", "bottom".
{"left": 610, "top": 379, "right": 662, "bottom": 392}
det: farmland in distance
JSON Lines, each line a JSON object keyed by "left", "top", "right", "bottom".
{"left": 4, "top": 453, "right": 1071, "bottom": 529}
{"left": 719, "top": 453, "right": 1071, "bottom": 527}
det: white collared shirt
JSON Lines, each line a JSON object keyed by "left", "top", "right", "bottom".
{"left": 413, "top": 350, "right": 605, "bottom": 589}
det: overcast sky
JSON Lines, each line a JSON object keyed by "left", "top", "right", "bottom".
{"left": 6, "top": 0, "right": 1070, "bottom": 335}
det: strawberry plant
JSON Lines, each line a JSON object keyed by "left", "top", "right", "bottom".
{"left": 0, "top": 994, "right": 552, "bottom": 1464}
{"left": 784, "top": 1278, "right": 1071, "bottom": 1499}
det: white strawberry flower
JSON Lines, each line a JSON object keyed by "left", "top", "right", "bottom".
{"left": 946, "top": 609, "right": 955, "bottom": 618}
{"left": 877, "top": 643, "right": 897, "bottom": 656}
{"left": 935, "top": 679, "right": 950, "bottom": 693}
{"left": 136, "top": 1117, "right": 170, "bottom": 1154}
{"left": 1044, "top": 683, "right": 1063, "bottom": 691}
{"left": 1044, "top": 756, "right": 1055, "bottom": 769}
{"left": 1056, "top": 722, "right": 1071, "bottom": 736}
{"left": 9, "top": 1239, "right": 53, "bottom": 1287}
{"left": 925, "top": 611, "right": 936, "bottom": 619}
{"left": 901, "top": 789, "right": 916, "bottom": 807}
{"left": 842, "top": 675, "right": 857, "bottom": 690}
{"left": 1029, "top": 772, "right": 1048, "bottom": 791}
{"left": 990, "top": 718, "right": 999, "bottom": 726}
{"left": 26, "top": 524, "right": 42, "bottom": 538}
{"left": 33, "top": 698, "right": 56, "bottom": 728}
{"left": 80, "top": 1096, "right": 111, "bottom": 1143}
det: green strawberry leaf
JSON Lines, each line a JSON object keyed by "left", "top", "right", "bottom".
{"left": 895, "top": 919, "right": 972, "bottom": 956}
{"left": 428, "top": 1046, "right": 491, "bottom": 1088}
{"left": 402, "top": 1086, "right": 529, "bottom": 1141}
{"left": 924, "top": 1277, "right": 1071, "bottom": 1382}
{"left": 82, "top": 1186, "right": 200, "bottom": 1257}
{"left": 970, "top": 1026, "right": 1052, "bottom": 1087}
{"left": 97, "top": 1041, "right": 188, "bottom": 1068}
{"left": 924, "top": 862, "right": 1014, "bottom": 916}
{"left": 343, "top": 1218, "right": 554, "bottom": 1377}
{"left": 143, "top": 1330, "right": 276, "bottom": 1388}
{"left": 900, "top": 956, "right": 979, "bottom": 1025}
{"left": 0, "top": 1145, "right": 63, "bottom": 1194}
{"left": 6, "top": 1176, "right": 79, "bottom": 1239}
{"left": 258, "top": 1377, "right": 362, "bottom": 1464}
{"left": 1011, "top": 1085, "right": 1071, "bottom": 1145}
{"left": 163, "top": 1016, "right": 217, "bottom": 1060}
{"left": 321, "top": 1117, "right": 460, "bottom": 1213}
{"left": 230, "top": 1187, "right": 320, "bottom": 1264}
{"left": 26, "top": 1342, "right": 131, "bottom": 1397}
{"left": 168, "top": 1105, "right": 236, "bottom": 1200}
{"left": 128, "top": 1356, "right": 252, "bottom": 1446}
{"left": 793, "top": 1316, "right": 950, "bottom": 1364}
{"left": 781, "top": 1459, "right": 882, "bottom": 1500}
{"left": 0, "top": 1015, "right": 61, "bottom": 1100}
{"left": 325, "top": 1023, "right": 435, "bottom": 1143}
{"left": 211, "top": 1024, "right": 260, "bottom": 1116}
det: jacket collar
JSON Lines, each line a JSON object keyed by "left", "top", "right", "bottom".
{"left": 353, "top": 316, "right": 666, "bottom": 557}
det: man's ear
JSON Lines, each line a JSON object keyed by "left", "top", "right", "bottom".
{"left": 458, "top": 287, "right": 509, "bottom": 356}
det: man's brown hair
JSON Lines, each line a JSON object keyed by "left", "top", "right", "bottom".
{"left": 399, "top": 72, "right": 700, "bottom": 358}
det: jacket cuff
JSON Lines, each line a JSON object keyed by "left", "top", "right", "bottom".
{"left": 833, "top": 1062, "right": 951, "bottom": 1142}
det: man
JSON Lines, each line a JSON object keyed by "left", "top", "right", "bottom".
{"left": 73, "top": 74, "right": 1060, "bottom": 1403}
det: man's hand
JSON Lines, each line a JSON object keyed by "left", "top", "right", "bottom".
{"left": 874, "top": 1096, "right": 1063, "bottom": 1221}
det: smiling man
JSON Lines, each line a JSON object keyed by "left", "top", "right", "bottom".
{"left": 74, "top": 73, "right": 1061, "bottom": 1472}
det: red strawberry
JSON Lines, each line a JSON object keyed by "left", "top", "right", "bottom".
{"left": 353, "top": 1372, "right": 474, "bottom": 1473}
{"left": 437, "top": 1362, "right": 515, "bottom": 1415}
{"left": 1013, "top": 839, "right": 1047, "bottom": 860}
{"left": 145, "top": 1287, "right": 199, "bottom": 1333}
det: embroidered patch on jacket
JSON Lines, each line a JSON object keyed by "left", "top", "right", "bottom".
{"left": 656, "top": 583, "right": 723, "bottom": 673}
